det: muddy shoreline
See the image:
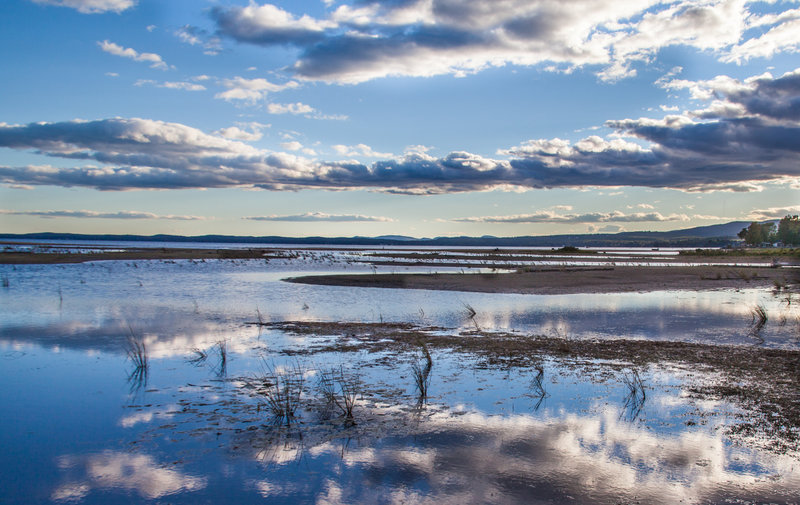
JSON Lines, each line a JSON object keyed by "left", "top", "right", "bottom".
{"left": 287, "top": 266, "right": 798, "bottom": 295}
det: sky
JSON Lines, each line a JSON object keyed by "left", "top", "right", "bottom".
{"left": 0, "top": 0, "right": 799, "bottom": 238}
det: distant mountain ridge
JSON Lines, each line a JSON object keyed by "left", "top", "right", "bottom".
{"left": 0, "top": 220, "right": 765, "bottom": 248}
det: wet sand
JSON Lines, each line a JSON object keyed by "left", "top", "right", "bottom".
{"left": 287, "top": 266, "right": 798, "bottom": 295}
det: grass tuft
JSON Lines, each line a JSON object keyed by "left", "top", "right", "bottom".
{"left": 257, "top": 361, "right": 305, "bottom": 426}
{"left": 621, "top": 369, "right": 646, "bottom": 421}
{"left": 462, "top": 302, "right": 480, "bottom": 330}
{"left": 411, "top": 341, "right": 434, "bottom": 404}
{"left": 318, "top": 366, "right": 361, "bottom": 425}
{"left": 125, "top": 326, "right": 149, "bottom": 393}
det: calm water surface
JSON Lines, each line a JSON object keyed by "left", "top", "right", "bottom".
{"left": 1, "top": 255, "right": 798, "bottom": 504}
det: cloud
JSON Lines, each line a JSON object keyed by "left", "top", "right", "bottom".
{"left": 134, "top": 80, "right": 206, "bottom": 91}
{"left": 450, "top": 210, "right": 688, "bottom": 224}
{"left": 30, "top": 0, "right": 135, "bottom": 14}
{"left": 98, "top": 40, "right": 167, "bottom": 69}
{"left": 215, "top": 122, "right": 268, "bottom": 142}
{"left": 266, "top": 102, "right": 314, "bottom": 115}
{"left": 332, "top": 143, "right": 392, "bottom": 158}
{"left": 244, "top": 212, "right": 393, "bottom": 222}
{"left": 215, "top": 77, "right": 298, "bottom": 103}
{"left": 267, "top": 102, "right": 348, "bottom": 120}
{"left": 0, "top": 209, "right": 206, "bottom": 220}
{"left": 211, "top": 0, "right": 800, "bottom": 84}
{"left": 748, "top": 206, "right": 800, "bottom": 220}
{"left": 588, "top": 224, "right": 624, "bottom": 233}
{"left": 1, "top": 70, "right": 799, "bottom": 193}
{"left": 174, "top": 25, "right": 222, "bottom": 55}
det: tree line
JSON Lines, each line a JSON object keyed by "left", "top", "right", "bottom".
{"left": 738, "top": 215, "right": 800, "bottom": 245}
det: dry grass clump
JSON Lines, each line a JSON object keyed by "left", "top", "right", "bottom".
{"left": 257, "top": 361, "right": 305, "bottom": 426}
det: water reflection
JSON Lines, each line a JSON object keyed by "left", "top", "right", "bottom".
{"left": 1, "top": 259, "right": 797, "bottom": 350}
{"left": 240, "top": 406, "right": 799, "bottom": 504}
{"left": 52, "top": 451, "right": 207, "bottom": 502}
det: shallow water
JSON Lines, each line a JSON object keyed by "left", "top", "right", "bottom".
{"left": 1, "top": 254, "right": 798, "bottom": 504}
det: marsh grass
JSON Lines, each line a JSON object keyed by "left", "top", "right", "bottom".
{"left": 462, "top": 302, "right": 480, "bottom": 330}
{"left": 411, "top": 341, "right": 434, "bottom": 404}
{"left": 621, "top": 369, "right": 646, "bottom": 421}
{"left": 529, "top": 363, "right": 550, "bottom": 411}
{"left": 215, "top": 340, "right": 228, "bottom": 377}
{"left": 257, "top": 361, "right": 305, "bottom": 426}
{"left": 750, "top": 304, "right": 768, "bottom": 342}
{"left": 187, "top": 348, "right": 208, "bottom": 366}
{"left": 318, "top": 366, "right": 361, "bottom": 424}
{"left": 125, "top": 326, "right": 149, "bottom": 393}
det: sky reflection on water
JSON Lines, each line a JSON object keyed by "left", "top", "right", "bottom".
{"left": 1, "top": 257, "right": 798, "bottom": 504}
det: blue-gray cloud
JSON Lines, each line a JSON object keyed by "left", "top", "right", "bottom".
{"left": 0, "top": 69, "right": 799, "bottom": 193}
{"left": 211, "top": 1, "right": 800, "bottom": 83}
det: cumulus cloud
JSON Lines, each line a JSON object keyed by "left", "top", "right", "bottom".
{"left": 98, "top": 40, "right": 167, "bottom": 69}
{"left": 30, "top": 0, "right": 135, "bottom": 14}
{"left": 450, "top": 210, "right": 688, "bottom": 224}
{"left": 1, "top": 69, "right": 799, "bottom": 193}
{"left": 0, "top": 209, "right": 206, "bottom": 220}
{"left": 210, "top": 0, "right": 800, "bottom": 84}
{"left": 215, "top": 122, "right": 268, "bottom": 141}
{"left": 215, "top": 77, "right": 298, "bottom": 103}
{"left": 244, "top": 212, "right": 393, "bottom": 222}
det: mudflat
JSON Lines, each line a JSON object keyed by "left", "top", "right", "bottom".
{"left": 287, "top": 266, "right": 798, "bottom": 295}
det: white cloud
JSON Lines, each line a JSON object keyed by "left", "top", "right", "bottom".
{"left": 280, "top": 141, "right": 304, "bottom": 151}
{"left": 134, "top": 80, "right": 205, "bottom": 91}
{"left": 98, "top": 40, "right": 167, "bottom": 69}
{"left": 215, "top": 77, "right": 298, "bottom": 103}
{"left": 267, "top": 102, "right": 315, "bottom": 115}
{"left": 31, "top": 0, "right": 135, "bottom": 14}
{"left": 267, "top": 102, "right": 347, "bottom": 120}
{"left": 211, "top": 0, "right": 800, "bottom": 84}
{"left": 215, "top": 122, "right": 268, "bottom": 142}
{"left": 332, "top": 143, "right": 392, "bottom": 158}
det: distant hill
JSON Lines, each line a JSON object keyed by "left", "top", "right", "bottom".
{"left": 0, "top": 220, "right": 766, "bottom": 248}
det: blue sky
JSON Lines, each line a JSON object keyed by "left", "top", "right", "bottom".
{"left": 0, "top": 0, "right": 798, "bottom": 237}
